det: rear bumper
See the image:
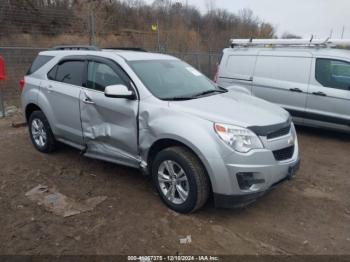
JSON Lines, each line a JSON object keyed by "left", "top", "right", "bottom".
{"left": 214, "top": 159, "right": 300, "bottom": 209}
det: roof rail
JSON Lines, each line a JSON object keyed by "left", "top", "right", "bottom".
{"left": 50, "top": 45, "right": 100, "bottom": 51}
{"left": 230, "top": 38, "right": 350, "bottom": 48}
{"left": 103, "top": 47, "right": 147, "bottom": 52}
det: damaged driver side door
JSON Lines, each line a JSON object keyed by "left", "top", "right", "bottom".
{"left": 80, "top": 56, "right": 140, "bottom": 168}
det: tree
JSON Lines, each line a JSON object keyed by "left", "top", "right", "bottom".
{"left": 282, "top": 32, "right": 302, "bottom": 39}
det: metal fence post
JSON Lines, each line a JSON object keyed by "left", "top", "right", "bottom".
{"left": 208, "top": 53, "right": 212, "bottom": 78}
{"left": 0, "top": 87, "right": 4, "bottom": 118}
{"left": 196, "top": 54, "right": 200, "bottom": 71}
{"left": 0, "top": 56, "right": 6, "bottom": 118}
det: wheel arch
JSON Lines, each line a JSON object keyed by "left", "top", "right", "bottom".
{"left": 146, "top": 138, "right": 213, "bottom": 193}
{"left": 25, "top": 103, "right": 42, "bottom": 122}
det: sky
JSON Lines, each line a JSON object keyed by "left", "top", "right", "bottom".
{"left": 144, "top": 0, "right": 350, "bottom": 39}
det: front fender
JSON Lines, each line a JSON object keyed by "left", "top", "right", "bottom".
{"left": 139, "top": 105, "right": 234, "bottom": 194}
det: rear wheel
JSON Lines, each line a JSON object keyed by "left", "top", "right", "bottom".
{"left": 28, "top": 111, "right": 56, "bottom": 153}
{"left": 152, "top": 146, "right": 210, "bottom": 213}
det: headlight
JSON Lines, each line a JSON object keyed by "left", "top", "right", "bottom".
{"left": 214, "top": 123, "right": 263, "bottom": 153}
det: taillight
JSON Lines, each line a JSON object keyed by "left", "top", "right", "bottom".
{"left": 213, "top": 63, "right": 219, "bottom": 83}
{"left": 20, "top": 79, "right": 25, "bottom": 92}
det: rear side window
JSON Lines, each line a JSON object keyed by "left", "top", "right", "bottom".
{"left": 27, "top": 55, "right": 54, "bottom": 75}
{"left": 316, "top": 58, "right": 350, "bottom": 91}
{"left": 54, "top": 61, "right": 85, "bottom": 86}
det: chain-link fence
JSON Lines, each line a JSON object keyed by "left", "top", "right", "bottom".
{"left": 0, "top": 47, "right": 44, "bottom": 109}
{"left": 0, "top": 47, "right": 220, "bottom": 109}
{"left": 0, "top": 1, "right": 223, "bottom": 110}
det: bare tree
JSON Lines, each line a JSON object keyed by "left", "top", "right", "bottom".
{"left": 282, "top": 32, "right": 302, "bottom": 39}
{"left": 205, "top": 0, "right": 215, "bottom": 13}
{"left": 1, "top": 0, "right": 277, "bottom": 52}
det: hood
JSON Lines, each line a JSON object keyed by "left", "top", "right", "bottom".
{"left": 169, "top": 90, "right": 290, "bottom": 128}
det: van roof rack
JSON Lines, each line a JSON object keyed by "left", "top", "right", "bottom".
{"left": 103, "top": 47, "right": 148, "bottom": 52}
{"left": 50, "top": 45, "right": 100, "bottom": 51}
{"left": 230, "top": 38, "right": 350, "bottom": 48}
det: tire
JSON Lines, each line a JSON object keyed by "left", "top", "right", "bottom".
{"left": 28, "top": 110, "right": 56, "bottom": 153}
{"left": 152, "top": 146, "right": 210, "bottom": 213}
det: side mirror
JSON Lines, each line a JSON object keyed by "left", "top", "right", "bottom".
{"left": 104, "top": 84, "right": 136, "bottom": 99}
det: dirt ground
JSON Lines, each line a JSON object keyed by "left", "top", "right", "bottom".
{"left": 0, "top": 113, "right": 349, "bottom": 256}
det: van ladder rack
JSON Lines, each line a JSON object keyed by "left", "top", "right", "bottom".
{"left": 230, "top": 38, "right": 350, "bottom": 48}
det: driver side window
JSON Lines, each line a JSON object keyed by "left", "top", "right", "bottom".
{"left": 316, "top": 58, "right": 350, "bottom": 91}
{"left": 87, "top": 61, "right": 126, "bottom": 92}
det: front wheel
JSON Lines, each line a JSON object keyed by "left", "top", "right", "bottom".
{"left": 152, "top": 146, "right": 210, "bottom": 213}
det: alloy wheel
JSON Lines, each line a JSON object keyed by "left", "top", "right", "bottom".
{"left": 31, "top": 118, "right": 47, "bottom": 148}
{"left": 157, "top": 160, "right": 190, "bottom": 205}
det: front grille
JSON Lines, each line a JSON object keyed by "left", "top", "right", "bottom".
{"left": 266, "top": 125, "right": 291, "bottom": 139}
{"left": 273, "top": 146, "right": 294, "bottom": 161}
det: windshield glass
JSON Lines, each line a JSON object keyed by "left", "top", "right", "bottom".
{"left": 129, "top": 60, "right": 220, "bottom": 100}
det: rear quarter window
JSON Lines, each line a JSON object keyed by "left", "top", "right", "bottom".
{"left": 47, "top": 65, "right": 58, "bottom": 80}
{"left": 27, "top": 55, "right": 54, "bottom": 75}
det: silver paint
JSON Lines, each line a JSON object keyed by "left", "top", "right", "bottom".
{"left": 22, "top": 49, "right": 300, "bottom": 199}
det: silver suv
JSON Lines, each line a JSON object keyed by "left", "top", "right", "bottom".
{"left": 21, "top": 46, "right": 300, "bottom": 213}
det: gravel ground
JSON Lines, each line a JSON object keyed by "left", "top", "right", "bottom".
{"left": 0, "top": 114, "right": 349, "bottom": 256}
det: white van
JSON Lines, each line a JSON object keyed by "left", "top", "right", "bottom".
{"left": 217, "top": 39, "right": 350, "bottom": 133}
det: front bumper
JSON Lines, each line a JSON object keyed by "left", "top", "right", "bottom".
{"left": 214, "top": 158, "right": 300, "bottom": 208}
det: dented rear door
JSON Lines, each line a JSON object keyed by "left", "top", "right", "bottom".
{"left": 80, "top": 56, "right": 139, "bottom": 168}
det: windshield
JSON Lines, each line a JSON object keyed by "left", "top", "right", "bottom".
{"left": 129, "top": 60, "right": 223, "bottom": 100}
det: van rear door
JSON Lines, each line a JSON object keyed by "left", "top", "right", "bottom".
{"left": 217, "top": 50, "right": 257, "bottom": 93}
{"left": 252, "top": 51, "right": 312, "bottom": 122}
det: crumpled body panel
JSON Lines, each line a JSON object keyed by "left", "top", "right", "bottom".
{"left": 80, "top": 89, "right": 140, "bottom": 168}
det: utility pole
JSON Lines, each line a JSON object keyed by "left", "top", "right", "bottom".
{"left": 89, "top": 2, "right": 96, "bottom": 46}
{"left": 157, "top": 19, "right": 160, "bottom": 52}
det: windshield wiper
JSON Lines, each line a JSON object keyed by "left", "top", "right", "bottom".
{"left": 163, "top": 88, "right": 228, "bottom": 101}
{"left": 162, "top": 95, "right": 196, "bottom": 101}
{"left": 193, "top": 89, "right": 228, "bottom": 97}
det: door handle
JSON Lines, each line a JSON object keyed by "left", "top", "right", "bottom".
{"left": 289, "top": 88, "right": 303, "bottom": 93}
{"left": 83, "top": 93, "right": 95, "bottom": 104}
{"left": 312, "top": 91, "right": 327, "bottom": 97}
{"left": 83, "top": 98, "right": 95, "bottom": 104}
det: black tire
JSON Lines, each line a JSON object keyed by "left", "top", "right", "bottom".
{"left": 28, "top": 110, "right": 56, "bottom": 153}
{"left": 152, "top": 146, "right": 210, "bottom": 213}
